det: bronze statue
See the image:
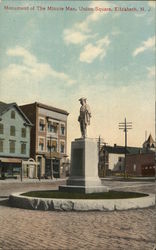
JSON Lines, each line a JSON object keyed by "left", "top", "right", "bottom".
{"left": 78, "top": 97, "right": 91, "bottom": 138}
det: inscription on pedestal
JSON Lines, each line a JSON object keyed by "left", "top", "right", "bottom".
{"left": 71, "top": 148, "right": 83, "bottom": 176}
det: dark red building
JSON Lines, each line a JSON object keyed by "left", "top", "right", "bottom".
{"left": 126, "top": 152, "right": 155, "bottom": 176}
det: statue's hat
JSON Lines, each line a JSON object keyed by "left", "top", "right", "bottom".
{"left": 79, "top": 97, "right": 87, "bottom": 101}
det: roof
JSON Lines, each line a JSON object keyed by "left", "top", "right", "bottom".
{"left": 143, "top": 134, "right": 156, "bottom": 148}
{"left": 0, "top": 101, "right": 15, "bottom": 116}
{"left": 101, "top": 145, "right": 153, "bottom": 155}
{"left": 36, "top": 102, "right": 69, "bottom": 115}
{"left": 0, "top": 101, "right": 32, "bottom": 126}
{"left": 147, "top": 134, "right": 155, "bottom": 144}
{"left": 20, "top": 102, "right": 69, "bottom": 116}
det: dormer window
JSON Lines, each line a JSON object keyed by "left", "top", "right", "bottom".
{"left": 11, "top": 110, "right": 15, "bottom": 119}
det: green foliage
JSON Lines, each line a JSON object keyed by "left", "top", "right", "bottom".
{"left": 22, "top": 190, "right": 148, "bottom": 199}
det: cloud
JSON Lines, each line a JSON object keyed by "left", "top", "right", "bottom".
{"left": 147, "top": 66, "right": 155, "bottom": 78}
{"left": 133, "top": 36, "right": 155, "bottom": 56}
{"left": 63, "top": 30, "right": 89, "bottom": 45}
{"left": 4, "top": 46, "right": 75, "bottom": 85}
{"left": 80, "top": 36, "right": 110, "bottom": 63}
{"left": 63, "top": 1, "right": 113, "bottom": 45}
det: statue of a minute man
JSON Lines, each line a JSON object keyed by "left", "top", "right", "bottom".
{"left": 78, "top": 97, "right": 91, "bottom": 138}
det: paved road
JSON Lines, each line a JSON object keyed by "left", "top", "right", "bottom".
{"left": 0, "top": 180, "right": 155, "bottom": 250}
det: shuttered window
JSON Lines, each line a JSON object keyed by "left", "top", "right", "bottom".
{"left": 0, "top": 140, "right": 3, "bottom": 152}
{"left": 21, "top": 143, "right": 26, "bottom": 154}
{"left": 10, "top": 126, "right": 15, "bottom": 136}
{"left": 21, "top": 128, "right": 26, "bottom": 138}
{"left": 0, "top": 124, "right": 3, "bottom": 134}
{"left": 10, "top": 141, "right": 15, "bottom": 153}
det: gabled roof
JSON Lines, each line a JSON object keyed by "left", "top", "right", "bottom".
{"left": 0, "top": 101, "right": 33, "bottom": 126}
{"left": 146, "top": 134, "right": 155, "bottom": 145}
{"left": 143, "top": 134, "right": 155, "bottom": 148}
{"left": 0, "top": 102, "right": 15, "bottom": 116}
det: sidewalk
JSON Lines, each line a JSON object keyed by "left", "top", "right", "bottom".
{"left": 0, "top": 178, "right": 67, "bottom": 184}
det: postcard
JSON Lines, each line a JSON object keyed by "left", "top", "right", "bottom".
{"left": 0, "top": 1, "right": 155, "bottom": 249}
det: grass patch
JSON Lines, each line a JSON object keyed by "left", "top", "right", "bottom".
{"left": 21, "top": 190, "right": 148, "bottom": 199}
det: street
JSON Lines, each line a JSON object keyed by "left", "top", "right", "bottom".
{"left": 0, "top": 179, "right": 155, "bottom": 250}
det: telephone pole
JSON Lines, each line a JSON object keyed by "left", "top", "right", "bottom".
{"left": 119, "top": 118, "right": 132, "bottom": 178}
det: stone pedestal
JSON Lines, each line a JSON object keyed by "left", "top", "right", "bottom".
{"left": 59, "top": 138, "right": 108, "bottom": 193}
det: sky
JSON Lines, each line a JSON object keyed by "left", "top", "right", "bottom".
{"left": 0, "top": 0, "right": 155, "bottom": 154}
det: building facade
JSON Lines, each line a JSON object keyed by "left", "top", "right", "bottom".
{"left": 99, "top": 135, "right": 155, "bottom": 177}
{"left": 126, "top": 152, "right": 155, "bottom": 176}
{"left": 20, "top": 102, "right": 69, "bottom": 178}
{"left": 126, "top": 134, "right": 155, "bottom": 176}
{"left": 0, "top": 102, "right": 32, "bottom": 178}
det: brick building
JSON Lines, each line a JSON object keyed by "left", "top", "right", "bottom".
{"left": 20, "top": 102, "right": 69, "bottom": 178}
{"left": 99, "top": 144, "right": 142, "bottom": 177}
{"left": 99, "top": 142, "right": 155, "bottom": 177}
{"left": 126, "top": 134, "right": 155, "bottom": 176}
{"left": 126, "top": 152, "right": 155, "bottom": 176}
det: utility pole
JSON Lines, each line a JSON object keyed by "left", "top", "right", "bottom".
{"left": 119, "top": 118, "right": 132, "bottom": 179}
{"left": 97, "top": 136, "right": 107, "bottom": 177}
{"left": 154, "top": 68, "right": 156, "bottom": 219}
{"left": 98, "top": 136, "right": 101, "bottom": 176}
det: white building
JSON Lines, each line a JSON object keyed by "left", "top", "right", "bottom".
{"left": 0, "top": 101, "right": 32, "bottom": 178}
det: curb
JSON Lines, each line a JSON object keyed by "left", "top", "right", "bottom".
{"left": 9, "top": 192, "right": 155, "bottom": 212}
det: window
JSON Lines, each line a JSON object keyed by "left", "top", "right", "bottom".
{"left": 133, "top": 164, "right": 136, "bottom": 172}
{"left": 10, "top": 126, "right": 15, "bottom": 136}
{"left": 60, "top": 143, "right": 65, "bottom": 153}
{"left": 118, "top": 157, "right": 122, "bottom": 162}
{"left": 47, "top": 140, "right": 57, "bottom": 152}
{"left": 10, "top": 141, "right": 15, "bottom": 153}
{"left": 60, "top": 125, "right": 65, "bottom": 135}
{"left": 39, "top": 138, "right": 44, "bottom": 151}
{"left": 48, "top": 122, "right": 57, "bottom": 133}
{"left": 0, "top": 123, "right": 3, "bottom": 134}
{"left": 39, "top": 119, "right": 45, "bottom": 131}
{"left": 0, "top": 140, "right": 3, "bottom": 152}
{"left": 21, "top": 143, "right": 26, "bottom": 154}
{"left": 21, "top": 128, "right": 26, "bottom": 138}
{"left": 11, "top": 110, "right": 15, "bottom": 119}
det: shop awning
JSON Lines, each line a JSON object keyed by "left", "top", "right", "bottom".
{"left": 0, "top": 158, "right": 22, "bottom": 163}
{"left": 39, "top": 119, "right": 45, "bottom": 125}
{"left": 39, "top": 138, "right": 44, "bottom": 144}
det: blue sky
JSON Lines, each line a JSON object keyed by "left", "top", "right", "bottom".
{"left": 0, "top": 0, "right": 155, "bottom": 151}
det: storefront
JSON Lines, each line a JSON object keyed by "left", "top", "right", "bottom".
{"left": 45, "top": 158, "right": 60, "bottom": 178}
{"left": 0, "top": 158, "right": 22, "bottom": 178}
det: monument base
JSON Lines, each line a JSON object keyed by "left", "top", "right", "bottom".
{"left": 59, "top": 137, "right": 109, "bottom": 194}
